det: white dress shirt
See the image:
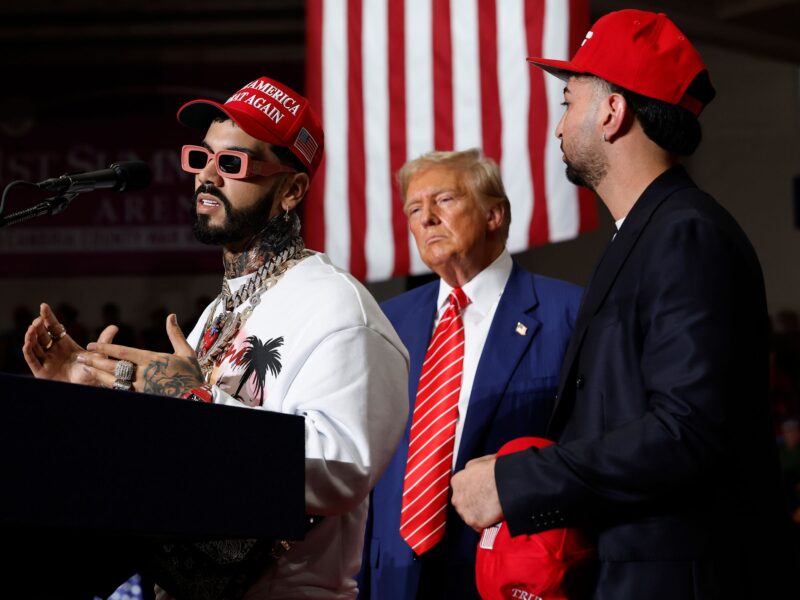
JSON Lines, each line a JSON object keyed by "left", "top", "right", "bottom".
{"left": 433, "top": 249, "right": 513, "bottom": 468}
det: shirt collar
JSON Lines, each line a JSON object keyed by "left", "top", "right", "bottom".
{"left": 436, "top": 249, "right": 513, "bottom": 316}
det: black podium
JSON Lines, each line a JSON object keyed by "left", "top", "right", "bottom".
{"left": 0, "top": 373, "right": 305, "bottom": 599}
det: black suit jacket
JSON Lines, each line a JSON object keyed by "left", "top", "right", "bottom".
{"left": 496, "top": 167, "right": 794, "bottom": 599}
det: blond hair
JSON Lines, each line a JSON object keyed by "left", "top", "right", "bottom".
{"left": 397, "top": 148, "right": 511, "bottom": 242}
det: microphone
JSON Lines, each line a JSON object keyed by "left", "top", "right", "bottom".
{"left": 36, "top": 160, "right": 152, "bottom": 194}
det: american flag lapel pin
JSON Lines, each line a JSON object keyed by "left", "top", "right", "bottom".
{"left": 515, "top": 322, "right": 527, "bottom": 336}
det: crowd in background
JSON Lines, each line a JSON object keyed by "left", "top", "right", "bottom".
{"left": 0, "top": 299, "right": 210, "bottom": 374}
{"left": 772, "top": 310, "right": 800, "bottom": 536}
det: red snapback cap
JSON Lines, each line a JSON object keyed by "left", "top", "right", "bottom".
{"left": 475, "top": 437, "right": 594, "bottom": 600}
{"left": 177, "top": 77, "right": 324, "bottom": 179}
{"left": 528, "top": 9, "right": 714, "bottom": 116}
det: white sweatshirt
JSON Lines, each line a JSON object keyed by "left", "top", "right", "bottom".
{"left": 188, "top": 252, "right": 409, "bottom": 599}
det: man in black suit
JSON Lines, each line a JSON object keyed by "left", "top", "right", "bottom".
{"left": 451, "top": 9, "right": 795, "bottom": 599}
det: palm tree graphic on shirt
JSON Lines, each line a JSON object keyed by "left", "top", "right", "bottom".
{"left": 231, "top": 335, "right": 284, "bottom": 405}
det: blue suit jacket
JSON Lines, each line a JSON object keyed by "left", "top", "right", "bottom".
{"left": 359, "top": 261, "right": 582, "bottom": 599}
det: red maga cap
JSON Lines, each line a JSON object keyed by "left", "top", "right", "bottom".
{"left": 475, "top": 437, "right": 595, "bottom": 600}
{"left": 527, "top": 9, "right": 714, "bottom": 116}
{"left": 177, "top": 77, "right": 324, "bottom": 179}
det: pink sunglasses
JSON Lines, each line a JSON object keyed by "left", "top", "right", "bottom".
{"left": 181, "top": 145, "right": 296, "bottom": 180}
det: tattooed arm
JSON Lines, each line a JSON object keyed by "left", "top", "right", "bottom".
{"left": 80, "top": 314, "right": 205, "bottom": 397}
{"left": 140, "top": 354, "right": 205, "bottom": 397}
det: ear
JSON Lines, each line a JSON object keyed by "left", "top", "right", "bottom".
{"left": 278, "top": 172, "right": 310, "bottom": 211}
{"left": 485, "top": 201, "right": 505, "bottom": 235}
{"left": 601, "top": 92, "right": 629, "bottom": 143}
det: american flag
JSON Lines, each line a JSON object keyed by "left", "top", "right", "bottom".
{"left": 304, "top": 0, "right": 597, "bottom": 282}
{"left": 294, "top": 127, "right": 321, "bottom": 165}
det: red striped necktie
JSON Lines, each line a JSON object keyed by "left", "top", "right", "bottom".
{"left": 400, "top": 287, "right": 470, "bottom": 555}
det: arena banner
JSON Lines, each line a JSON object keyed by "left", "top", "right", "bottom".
{"left": 0, "top": 67, "right": 301, "bottom": 278}
{"left": 0, "top": 109, "right": 218, "bottom": 277}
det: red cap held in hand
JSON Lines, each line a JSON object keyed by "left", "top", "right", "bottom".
{"left": 475, "top": 437, "right": 594, "bottom": 600}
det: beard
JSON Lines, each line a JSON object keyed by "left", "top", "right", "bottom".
{"left": 561, "top": 107, "right": 608, "bottom": 191}
{"left": 190, "top": 184, "right": 273, "bottom": 246}
{"left": 563, "top": 142, "right": 607, "bottom": 191}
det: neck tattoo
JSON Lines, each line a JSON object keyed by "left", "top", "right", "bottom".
{"left": 223, "top": 208, "right": 300, "bottom": 278}
{"left": 196, "top": 210, "right": 309, "bottom": 383}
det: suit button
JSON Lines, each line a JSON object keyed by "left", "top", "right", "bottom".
{"left": 576, "top": 375, "right": 585, "bottom": 389}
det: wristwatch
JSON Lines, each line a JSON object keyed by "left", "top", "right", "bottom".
{"left": 182, "top": 384, "right": 214, "bottom": 403}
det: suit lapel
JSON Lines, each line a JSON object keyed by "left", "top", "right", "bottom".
{"left": 404, "top": 284, "right": 439, "bottom": 415}
{"left": 455, "top": 263, "right": 541, "bottom": 471}
{"left": 552, "top": 167, "right": 698, "bottom": 413}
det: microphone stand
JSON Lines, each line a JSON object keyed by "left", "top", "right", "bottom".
{"left": 0, "top": 192, "right": 78, "bottom": 229}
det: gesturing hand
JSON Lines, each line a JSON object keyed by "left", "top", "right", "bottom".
{"left": 79, "top": 314, "right": 205, "bottom": 398}
{"left": 22, "top": 302, "right": 118, "bottom": 385}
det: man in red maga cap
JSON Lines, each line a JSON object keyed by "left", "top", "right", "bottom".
{"left": 22, "top": 77, "right": 409, "bottom": 599}
{"left": 452, "top": 10, "right": 796, "bottom": 599}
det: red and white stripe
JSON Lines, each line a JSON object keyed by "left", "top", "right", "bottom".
{"left": 305, "top": 0, "right": 596, "bottom": 281}
{"left": 400, "top": 288, "right": 469, "bottom": 554}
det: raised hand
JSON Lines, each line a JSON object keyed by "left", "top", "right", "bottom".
{"left": 80, "top": 313, "right": 204, "bottom": 398}
{"left": 22, "top": 302, "right": 117, "bottom": 385}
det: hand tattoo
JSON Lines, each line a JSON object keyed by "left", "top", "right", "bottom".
{"left": 141, "top": 355, "right": 204, "bottom": 397}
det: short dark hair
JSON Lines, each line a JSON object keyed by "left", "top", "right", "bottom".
{"left": 271, "top": 144, "right": 308, "bottom": 176}
{"left": 610, "top": 84, "right": 701, "bottom": 156}
{"left": 589, "top": 72, "right": 714, "bottom": 157}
